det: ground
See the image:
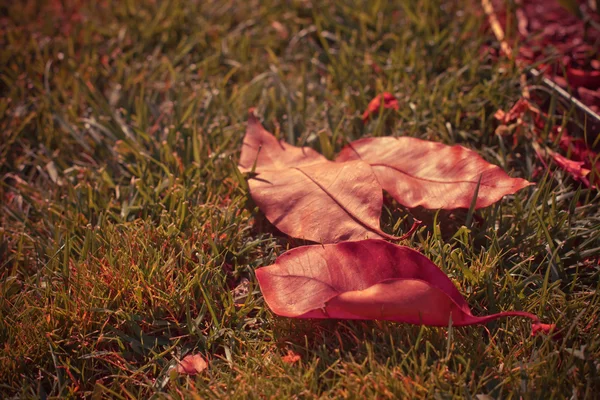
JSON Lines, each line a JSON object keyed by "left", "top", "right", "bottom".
{"left": 1, "top": 0, "right": 599, "bottom": 398}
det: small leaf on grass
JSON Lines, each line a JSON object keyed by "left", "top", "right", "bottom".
{"left": 531, "top": 322, "right": 557, "bottom": 337}
{"left": 271, "top": 21, "right": 289, "bottom": 39}
{"left": 238, "top": 109, "right": 326, "bottom": 174}
{"left": 534, "top": 142, "right": 594, "bottom": 188}
{"left": 248, "top": 159, "right": 398, "bottom": 243}
{"left": 281, "top": 350, "right": 301, "bottom": 364}
{"left": 362, "top": 92, "right": 399, "bottom": 123}
{"left": 549, "top": 152, "right": 591, "bottom": 185}
{"left": 176, "top": 353, "right": 208, "bottom": 375}
{"left": 336, "top": 137, "right": 532, "bottom": 209}
{"left": 256, "top": 239, "right": 547, "bottom": 332}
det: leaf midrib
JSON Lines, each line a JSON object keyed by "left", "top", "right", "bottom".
{"left": 293, "top": 166, "right": 394, "bottom": 240}
{"left": 369, "top": 162, "right": 499, "bottom": 186}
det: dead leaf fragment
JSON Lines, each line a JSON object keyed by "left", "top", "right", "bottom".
{"left": 281, "top": 350, "right": 301, "bottom": 364}
{"left": 176, "top": 353, "right": 208, "bottom": 376}
{"left": 362, "top": 92, "right": 399, "bottom": 123}
{"left": 549, "top": 152, "right": 591, "bottom": 183}
{"left": 271, "top": 21, "right": 289, "bottom": 39}
{"left": 531, "top": 322, "right": 557, "bottom": 337}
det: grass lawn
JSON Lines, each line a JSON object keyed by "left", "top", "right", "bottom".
{"left": 1, "top": 0, "right": 599, "bottom": 398}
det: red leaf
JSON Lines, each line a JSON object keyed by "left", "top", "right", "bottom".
{"left": 176, "top": 353, "right": 208, "bottom": 375}
{"left": 549, "top": 149, "right": 592, "bottom": 187}
{"left": 362, "top": 92, "right": 399, "bottom": 123}
{"left": 281, "top": 350, "right": 301, "bottom": 364}
{"left": 493, "top": 98, "right": 538, "bottom": 125}
{"left": 238, "top": 109, "right": 326, "bottom": 174}
{"left": 534, "top": 142, "right": 594, "bottom": 188}
{"left": 336, "top": 137, "right": 532, "bottom": 209}
{"left": 248, "top": 159, "right": 397, "bottom": 243}
{"left": 531, "top": 322, "right": 557, "bottom": 337}
{"left": 256, "top": 239, "right": 545, "bottom": 330}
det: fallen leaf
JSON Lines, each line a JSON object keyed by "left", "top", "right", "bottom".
{"left": 362, "top": 92, "right": 399, "bottom": 123}
{"left": 336, "top": 137, "right": 532, "bottom": 209}
{"left": 559, "top": 132, "right": 599, "bottom": 187}
{"left": 281, "top": 350, "right": 301, "bottom": 364}
{"left": 493, "top": 98, "right": 539, "bottom": 125}
{"left": 534, "top": 143, "right": 593, "bottom": 187}
{"left": 248, "top": 159, "right": 398, "bottom": 242}
{"left": 549, "top": 151, "right": 591, "bottom": 184}
{"left": 531, "top": 322, "right": 557, "bottom": 336}
{"left": 176, "top": 353, "right": 208, "bottom": 375}
{"left": 238, "top": 109, "right": 326, "bottom": 174}
{"left": 256, "top": 239, "right": 545, "bottom": 331}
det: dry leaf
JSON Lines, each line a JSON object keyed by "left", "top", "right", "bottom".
{"left": 176, "top": 353, "right": 208, "bottom": 376}
{"left": 239, "top": 110, "right": 530, "bottom": 243}
{"left": 281, "top": 350, "right": 301, "bottom": 364}
{"left": 248, "top": 159, "right": 397, "bottom": 242}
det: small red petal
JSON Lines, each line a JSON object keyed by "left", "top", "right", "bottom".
{"left": 362, "top": 92, "right": 399, "bottom": 123}
{"left": 531, "top": 322, "right": 559, "bottom": 339}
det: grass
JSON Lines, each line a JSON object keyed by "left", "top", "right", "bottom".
{"left": 1, "top": 0, "right": 599, "bottom": 398}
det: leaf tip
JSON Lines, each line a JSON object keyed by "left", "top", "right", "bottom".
{"left": 248, "top": 107, "right": 258, "bottom": 122}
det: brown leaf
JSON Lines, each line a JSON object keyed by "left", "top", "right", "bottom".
{"left": 336, "top": 137, "right": 532, "bottom": 209}
{"left": 238, "top": 109, "right": 326, "bottom": 174}
{"left": 176, "top": 353, "right": 208, "bottom": 375}
{"left": 256, "top": 239, "right": 547, "bottom": 332}
{"left": 248, "top": 159, "right": 397, "bottom": 243}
